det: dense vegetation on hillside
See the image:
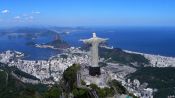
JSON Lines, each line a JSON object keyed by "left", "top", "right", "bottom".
{"left": 108, "top": 80, "right": 127, "bottom": 94}
{"left": 127, "top": 67, "right": 175, "bottom": 98}
{"left": 63, "top": 64, "right": 91, "bottom": 98}
{"left": 13, "top": 68, "right": 40, "bottom": 81}
{"left": 63, "top": 64, "right": 80, "bottom": 91}
{"left": 0, "top": 69, "right": 43, "bottom": 98}
{"left": 99, "top": 47, "right": 150, "bottom": 66}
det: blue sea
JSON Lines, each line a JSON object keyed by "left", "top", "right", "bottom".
{"left": 0, "top": 33, "right": 61, "bottom": 60}
{"left": 61, "top": 27, "right": 175, "bottom": 57}
{"left": 0, "top": 27, "right": 175, "bottom": 60}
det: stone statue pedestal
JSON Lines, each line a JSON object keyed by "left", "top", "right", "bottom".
{"left": 89, "top": 66, "right": 101, "bottom": 76}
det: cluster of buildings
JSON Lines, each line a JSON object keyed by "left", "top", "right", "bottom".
{"left": 0, "top": 48, "right": 90, "bottom": 84}
{"left": 0, "top": 50, "right": 24, "bottom": 63}
{"left": 144, "top": 54, "right": 175, "bottom": 67}
{"left": 110, "top": 71, "right": 154, "bottom": 98}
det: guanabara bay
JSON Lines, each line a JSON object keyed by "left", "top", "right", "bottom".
{"left": 1, "top": 1, "right": 175, "bottom": 98}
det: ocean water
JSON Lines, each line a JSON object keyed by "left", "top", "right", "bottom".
{"left": 61, "top": 27, "right": 175, "bottom": 57}
{"left": 0, "top": 33, "right": 61, "bottom": 60}
{"left": 0, "top": 27, "right": 175, "bottom": 60}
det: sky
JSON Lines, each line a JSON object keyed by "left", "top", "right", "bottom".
{"left": 0, "top": 0, "right": 175, "bottom": 27}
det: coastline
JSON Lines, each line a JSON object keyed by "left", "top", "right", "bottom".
{"left": 124, "top": 50, "right": 175, "bottom": 67}
{"left": 34, "top": 44, "right": 67, "bottom": 51}
{"left": 32, "top": 44, "right": 175, "bottom": 68}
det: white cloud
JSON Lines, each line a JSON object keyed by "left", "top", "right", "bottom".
{"left": 1, "top": 9, "right": 9, "bottom": 14}
{"left": 32, "top": 11, "right": 40, "bottom": 14}
{"left": 14, "top": 16, "right": 21, "bottom": 19}
{"left": 13, "top": 16, "right": 23, "bottom": 22}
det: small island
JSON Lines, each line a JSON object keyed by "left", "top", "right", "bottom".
{"left": 34, "top": 34, "right": 70, "bottom": 50}
{"left": 46, "top": 38, "right": 69, "bottom": 49}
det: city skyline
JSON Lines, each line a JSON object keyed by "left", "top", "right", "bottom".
{"left": 1, "top": 0, "right": 175, "bottom": 27}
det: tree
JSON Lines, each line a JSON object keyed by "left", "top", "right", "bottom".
{"left": 109, "top": 80, "right": 127, "bottom": 94}
{"left": 63, "top": 64, "right": 80, "bottom": 91}
{"left": 72, "top": 88, "right": 89, "bottom": 98}
{"left": 44, "top": 86, "right": 61, "bottom": 98}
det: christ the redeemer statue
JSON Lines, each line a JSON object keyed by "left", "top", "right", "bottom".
{"left": 81, "top": 33, "right": 108, "bottom": 76}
